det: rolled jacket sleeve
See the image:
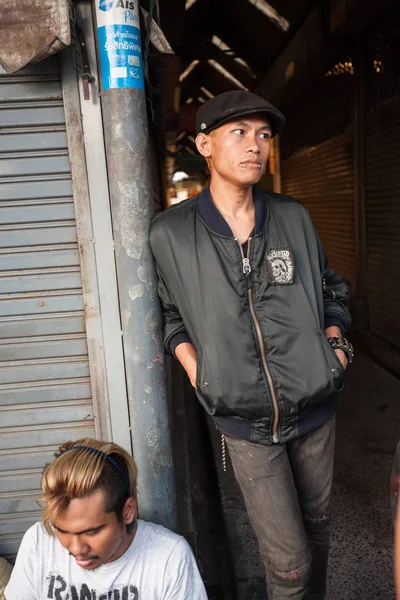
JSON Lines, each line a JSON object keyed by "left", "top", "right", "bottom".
{"left": 323, "top": 266, "right": 352, "bottom": 333}
{"left": 154, "top": 263, "right": 191, "bottom": 356}
{"left": 313, "top": 226, "right": 352, "bottom": 333}
{"left": 150, "top": 218, "right": 191, "bottom": 356}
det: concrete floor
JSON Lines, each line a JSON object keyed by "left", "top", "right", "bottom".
{"left": 207, "top": 351, "right": 400, "bottom": 599}
{"left": 327, "top": 352, "right": 399, "bottom": 600}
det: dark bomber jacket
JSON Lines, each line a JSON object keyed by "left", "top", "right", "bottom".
{"left": 150, "top": 186, "right": 351, "bottom": 446}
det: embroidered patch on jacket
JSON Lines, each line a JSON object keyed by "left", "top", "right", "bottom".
{"left": 265, "top": 248, "right": 294, "bottom": 285}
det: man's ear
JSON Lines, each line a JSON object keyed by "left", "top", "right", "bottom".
{"left": 196, "top": 132, "right": 212, "bottom": 158}
{"left": 123, "top": 497, "right": 136, "bottom": 525}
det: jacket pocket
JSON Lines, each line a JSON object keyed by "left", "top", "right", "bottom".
{"left": 195, "top": 347, "right": 214, "bottom": 412}
{"left": 318, "top": 330, "right": 344, "bottom": 392}
{"left": 194, "top": 347, "right": 222, "bottom": 415}
{"left": 195, "top": 346, "right": 204, "bottom": 390}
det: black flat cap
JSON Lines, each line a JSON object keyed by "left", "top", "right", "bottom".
{"left": 196, "top": 90, "right": 285, "bottom": 137}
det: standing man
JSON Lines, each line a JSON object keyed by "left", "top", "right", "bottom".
{"left": 5, "top": 438, "right": 207, "bottom": 600}
{"left": 150, "top": 90, "right": 353, "bottom": 600}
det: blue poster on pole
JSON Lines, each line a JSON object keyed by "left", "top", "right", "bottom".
{"left": 96, "top": 0, "right": 145, "bottom": 91}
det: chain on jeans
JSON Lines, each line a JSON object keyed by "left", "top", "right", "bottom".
{"left": 221, "top": 433, "right": 227, "bottom": 472}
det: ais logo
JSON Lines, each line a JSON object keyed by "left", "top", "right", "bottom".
{"left": 99, "top": 0, "right": 113, "bottom": 10}
{"left": 99, "top": 0, "right": 135, "bottom": 10}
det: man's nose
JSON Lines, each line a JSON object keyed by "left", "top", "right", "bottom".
{"left": 69, "top": 535, "right": 90, "bottom": 557}
{"left": 246, "top": 135, "right": 261, "bottom": 153}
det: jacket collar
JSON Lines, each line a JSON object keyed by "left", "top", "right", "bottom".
{"left": 197, "top": 185, "right": 268, "bottom": 237}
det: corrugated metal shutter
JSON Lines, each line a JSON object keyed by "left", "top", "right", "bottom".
{"left": 364, "top": 14, "right": 400, "bottom": 347}
{"left": 0, "top": 58, "right": 95, "bottom": 560}
{"left": 365, "top": 98, "right": 400, "bottom": 346}
{"left": 280, "top": 62, "right": 354, "bottom": 161}
{"left": 280, "top": 53, "right": 355, "bottom": 292}
{"left": 281, "top": 131, "right": 356, "bottom": 291}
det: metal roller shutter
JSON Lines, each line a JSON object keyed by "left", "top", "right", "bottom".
{"left": 280, "top": 54, "right": 355, "bottom": 291}
{"left": 280, "top": 65, "right": 354, "bottom": 162}
{"left": 364, "top": 14, "right": 400, "bottom": 347}
{"left": 281, "top": 131, "right": 356, "bottom": 291}
{"left": 365, "top": 98, "right": 400, "bottom": 346}
{"left": 0, "top": 58, "right": 96, "bottom": 560}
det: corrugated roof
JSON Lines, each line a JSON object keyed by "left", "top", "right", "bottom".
{"left": 158, "top": 0, "right": 310, "bottom": 154}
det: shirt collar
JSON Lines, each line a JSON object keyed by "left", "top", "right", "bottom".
{"left": 197, "top": 185, "right": 268, "bottom": 237}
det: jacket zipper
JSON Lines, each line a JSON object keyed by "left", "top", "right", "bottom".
{"left": 238, "top": 237, "right": 280, "bottom": 443}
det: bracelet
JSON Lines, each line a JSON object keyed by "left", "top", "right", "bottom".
{"left": 327, "top": 336, "right": 354, "bottom": 364}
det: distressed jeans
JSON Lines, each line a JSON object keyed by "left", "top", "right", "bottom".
{"left": 224, "top": 414, "right": 336, "bottom": 600}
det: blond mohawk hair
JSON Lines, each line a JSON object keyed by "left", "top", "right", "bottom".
{"left": 41, "top": 438, "right": 138, "bottom": 535}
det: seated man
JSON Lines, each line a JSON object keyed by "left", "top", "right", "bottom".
{"left": 5, "top": 439, "right": 207, "bottom": 600}
{"left": 392, "top": 441, "right": 400, "bottom": 599}
{"left": 0, "top": 557, "right": 12, "bottom": 600}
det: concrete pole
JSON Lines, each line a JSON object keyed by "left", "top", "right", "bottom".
{"left": 94, "top": 0, "right": 176, "bottom": 529}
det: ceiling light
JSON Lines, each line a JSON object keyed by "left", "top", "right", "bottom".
{"left": 172, "top": 171, "right": 189, "bottom": 183}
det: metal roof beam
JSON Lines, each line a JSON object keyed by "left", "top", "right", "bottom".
{"left": 207, "top": 59, "right": 249, "bottom": 90}
{"left": 246, "top": 0, "right": 290, "bottom": 32}
{"left": 209, "top": 44, "right": 255, "bottom": 90}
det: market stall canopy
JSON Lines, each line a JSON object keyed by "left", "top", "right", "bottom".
{"left": 0, "top": 0, "right": 70, "bottom": 73}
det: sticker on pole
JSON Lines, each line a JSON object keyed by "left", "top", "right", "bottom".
{"left": 97, "top": 0, "right": 144, "bottom": 91}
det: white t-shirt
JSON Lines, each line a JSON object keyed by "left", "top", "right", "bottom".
{"left": 5, "top": 520, "right": 207, "bottom": 600}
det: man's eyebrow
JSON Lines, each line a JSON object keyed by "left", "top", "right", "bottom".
{"left": 53, "top": 524, "right": 106, "bottom": 535}
{"left": 232, "top": 120, "right": 272, "bottom": 132}
{"left": 232, "top": 120, "right": 250, "bottom": 128}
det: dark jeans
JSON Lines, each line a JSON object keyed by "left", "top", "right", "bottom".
{"left": 224, "top": 414, "right": 336, "bottom": 600}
